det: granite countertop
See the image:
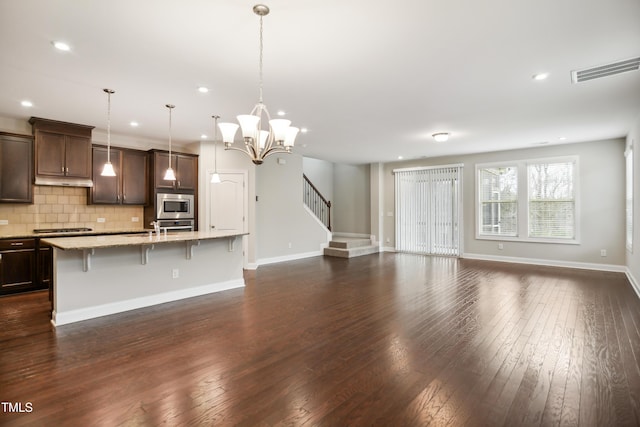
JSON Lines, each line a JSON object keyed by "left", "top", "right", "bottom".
{"left": 0, "top": 229, "right": 149, "bottom": 239}
{"left": 41, "top": 230, "right": 247, "bottom": 250}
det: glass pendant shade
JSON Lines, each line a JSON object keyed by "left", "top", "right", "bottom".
{"left": 219, "top": 122, "right": 239, "bottom": 145}
{"left": 210, "top": 173, "right": 221, "bottom": 183}
{"left": 164, "top": 167, "right": 176, "bottom": 181}
{"left": 101, "top": 161, "right": 116, "bottom": 177}
{"left": 269, "top": 119, "right": 291, "bottom": 143}
{"left": 284, "top": 127, "right": 299, "bottom": 148}
{"left": 237, "top": 115, "right": 260, "bottom": 140}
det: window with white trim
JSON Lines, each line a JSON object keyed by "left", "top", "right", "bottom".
{"left": 478, "top": 166, "right": 517, "bottom": 237}
{"left": 626, "top": 143, "right": 634, "bottom": 252}
{"left": 477, "top": 156, "right": 579, "bottom": 243}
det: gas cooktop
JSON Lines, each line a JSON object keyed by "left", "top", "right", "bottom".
{"left": 33, "top": 228, "right": 93, "bottom": 234}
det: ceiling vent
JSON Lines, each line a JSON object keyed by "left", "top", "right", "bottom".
{"left": 571, "top": 56, "right": 640, "bottom": 83}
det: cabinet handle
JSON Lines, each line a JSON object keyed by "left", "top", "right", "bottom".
{"left": 10, "top": 242, "right": 24, "bottom": 246}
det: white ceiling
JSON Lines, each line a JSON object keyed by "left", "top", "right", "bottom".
{"left": 1, "top": 0, "right": 639, "bottom": 165}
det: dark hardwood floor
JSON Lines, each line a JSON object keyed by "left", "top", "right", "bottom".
{"left": 1, "top": 253, "right": 639, "bottom": 426}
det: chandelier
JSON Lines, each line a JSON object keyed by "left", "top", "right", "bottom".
{"left": 218, "top": 4, "right": 299, "bottom": 165}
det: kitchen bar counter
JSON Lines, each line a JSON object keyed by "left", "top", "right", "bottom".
{"left": 42, "top": 230, "right": 245, "bottom": 250}
{"left": 0, "top": 228, "right": 148, "bottom": 239}
{"left": 47, "top": 230, "right": 247, "bottom": 326}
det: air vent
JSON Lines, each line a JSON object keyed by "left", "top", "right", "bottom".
{"left": 571, "top": 57, "right": 640, "bottom": 83}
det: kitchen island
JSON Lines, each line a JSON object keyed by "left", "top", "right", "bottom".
{"left": 42, "top": 230, "right": 247, "bottom": 326}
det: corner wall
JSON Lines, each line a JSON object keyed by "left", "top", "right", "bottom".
{"left": 627, "top": 114, "right": 640, "bottom": 292}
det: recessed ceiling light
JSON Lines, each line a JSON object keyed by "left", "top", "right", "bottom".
{"left": 197, "top": 86, "right": 209, "bottom": 93}
{"left": 52, "top": 41, "right": 71, "bottom": 51}
{"left": 277, "top": 110, "right": 286, "bottom": 116}
{"left": 21, "top": 100, "right": 33, "bottom": 107}
{"left": 200, "top": 134, "right": 208, "bottom": 139}
{"left": 532, "top": 73, "right": 549, "bottom": 81}
{"left": 432, "top": 132, "right": 450, "bottom": 142}
{"left": 129, "top": 121, "right": 139, "bottom": 127}
{"left": 398, "top": 156, "right": 403, "bottom": 160}
{"left": 558, "top": 136, "right": 567, "bottom": 141}
{"left": 300, "top": 128, "right": 308, "bottom": 133}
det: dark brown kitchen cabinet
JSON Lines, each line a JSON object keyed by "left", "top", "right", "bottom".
{"left": 152, "top": 151, "right": 198, "bottom": 191}
{"left": 29, "top": 117, "right": 94, "bottom": 185}
{"left": 0, "top": 239, "right": 36, "bottom": 296}
{"left": 0, "top": 132, "right": 33, "bottom": 203}
{"left": 90, "top": 146, "right": 148, "bottom": 205}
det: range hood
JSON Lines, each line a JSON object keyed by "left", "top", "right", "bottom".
{"left": 35, "top": 176, "right": 93, "bottom": 187}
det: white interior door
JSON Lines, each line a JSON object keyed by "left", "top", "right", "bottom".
{"left": 210, "top": 173, "right": 246, "bottom": 232}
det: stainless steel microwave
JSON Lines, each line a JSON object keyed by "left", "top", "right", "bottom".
{"left": 156, "top": 193, "right": 194, "bottom": 220}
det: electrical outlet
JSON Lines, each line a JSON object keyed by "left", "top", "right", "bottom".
{"left": 288, "top": 242, "right": 292, "bottom": 248}
{"left": 600, "top": 249, "right": 607, "bottom": 257}
{"left": 131, "top": 217, "right": 139, "bottom": 222}
{"left": 97, "top": 218, "right": 106, "bottom": 223}
{"left": 0, "top": 219, "right": 8, "bottom": 225}
{"left": 172, "top": 269, "right": 179, "bottom": 279}
{"left": 498, "top": 243, "right": 504, "bottom": 250}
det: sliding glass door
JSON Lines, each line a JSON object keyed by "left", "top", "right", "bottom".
{"left": 395, "top": 165, "right": 463, "bottom": 256}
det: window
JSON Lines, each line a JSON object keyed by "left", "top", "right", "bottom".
{"left": 478, "top": 166, "right": 517, "bottom": 236}
{"left": 477, "top": 156, "right": 579, "bottom": 244}
{"left": 528, "top": 161, "right": 575, "bottom": 239}
{"left": 626, "top": 143, "right": 634, "bottom": 251}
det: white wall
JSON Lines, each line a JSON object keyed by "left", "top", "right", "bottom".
{"left": 255, "top": 154, "right": 330, "bottom": 263}
{"left": 302, "top": 157, "right": 334, "bottom": 204}
{"left": 627, "top": 114, "right": 640, "bottom": 292}
{"left": 380, "top": 139, "right": 626, "bottom": 267}
{"left": 333, "top": 163, "right": 371, "bottom": 235}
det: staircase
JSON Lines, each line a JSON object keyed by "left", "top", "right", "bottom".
{"left": 323, "top": 236, "right": 379, "bottom": 259}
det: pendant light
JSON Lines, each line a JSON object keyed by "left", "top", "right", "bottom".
{"left": 218, "top": 4, "right": 299, "bottom": 165}
{"left": 211, "top": 115, "right": 221, "bottom": 183}
{"left": 164, "top": 104, "right": 176, "bottom": 181}
{"left": 101, "top": 89, "right": 116, "bottom": 177}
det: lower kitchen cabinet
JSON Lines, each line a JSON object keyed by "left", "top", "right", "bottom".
{"left": 0, "top": 238, "right": 50, "bottom": 296}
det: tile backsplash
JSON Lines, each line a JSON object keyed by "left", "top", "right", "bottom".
{"left": 0, "top": 186, "right": 144, "bottom": 235}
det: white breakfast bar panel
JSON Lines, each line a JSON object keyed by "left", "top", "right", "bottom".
{"left": 42, "top": 231, "right": 247, "bottom": 326}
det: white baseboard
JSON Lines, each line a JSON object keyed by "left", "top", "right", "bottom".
{"left": 462, "top": 252, "right": 627, "bottom": 273}
{"left": 626, "top": 268, "right": 640, "bottom": 299}
{"left": 52, "top": 278, "right": 245, "bottom": 327}
{"left": 257, "top": 250, "right": 323, "bottom": 267}
{"left": 380, "top": 246, "right": 396, "bottom": 253}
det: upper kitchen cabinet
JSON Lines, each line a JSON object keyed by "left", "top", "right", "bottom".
{"left": 150, "top": 150, "right": 198, "bottom": 191}
{"left": 29, "top": 117, "right": 94, "bottom": 187}
{"left": 90, "top": 146, "right": 148, "bottom": 205}
{"left": 0, "top": 132, "right": 33, "bottom": 203}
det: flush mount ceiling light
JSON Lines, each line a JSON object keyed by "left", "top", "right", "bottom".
{"left": 217, "top": 4, "right": 299, "bottom": 165}
{"left": 100, "top": 89, "right": 116, "bottom": 177}
{"left": 21, "top": 100, "right": 33, "bottom": 107}
{"left": 164, "top": 104, "right": 176, "bottom": 181}
{"left": 432, "top": 132, "right": 450, "bottom": 142}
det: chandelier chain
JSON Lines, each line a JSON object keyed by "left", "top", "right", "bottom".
{"left": 258, "top": 14, "right": 264, "bottom": 104}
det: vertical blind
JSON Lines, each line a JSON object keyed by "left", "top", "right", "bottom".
{"left": 395, "top": 165, "right": 463, "bottom": 256}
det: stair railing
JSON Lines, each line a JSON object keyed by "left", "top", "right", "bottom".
{"left": 303, "top": 174, "right": 331, "bottom": 231}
